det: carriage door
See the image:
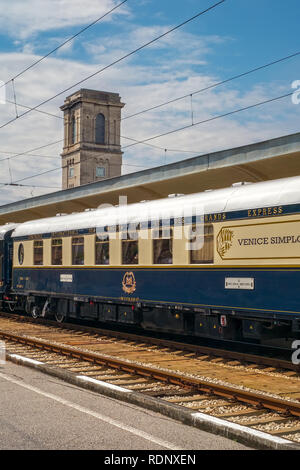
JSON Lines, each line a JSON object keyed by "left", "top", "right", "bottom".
{"left": 4, "top": 237, "right": 13, "bottom": 286}
{"left": 0, "top": 241, "right": 3, "bottom": 286}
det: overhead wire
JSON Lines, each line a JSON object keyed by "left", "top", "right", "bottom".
{"left": 0, "top": 89, "right": 294, "bottom": 188}
{"left": 1, "top": 1, "right": 297, "bottom": 192}
{"left": 3, "top": 98, "right": 203, "bottom": 157}
{"left": 0, "top": 0, "right": 226, "bottom": 173}
{"left": 123, "top": 90, "right": 294, "bottom": 150}
{"left": 0, "top": 160, "right": 147, "bottom": 188}
{"left": 0, "top": 182, "right": 61, "bottom": 189}
{"left": 2, "top": 46, "right": 300, "bottom": 163}
{"left": 122, "top": 50, "right": 300, "bottom": 120}
{"left": 0, "top": 139, "right": 64, "bottom": 164}
{"left": 0, "top": 0, "right": 226, "bottom": 131}
{"left": 0, "top": 0, "right": 129, "bottom": 89}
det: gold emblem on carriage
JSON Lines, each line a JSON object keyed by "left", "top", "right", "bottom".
{"left": 122, "top": 271, "right": 136, "bottom": 294}
{"left": 217, "top": 228, "right": 234, "bottom": 257}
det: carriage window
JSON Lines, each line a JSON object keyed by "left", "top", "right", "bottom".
{"left": 95, "top": 235, "right": 109, "bottom": 265}
{"left": 18, "top": 243, "right": 24, "bottom": 265}
{"left": 153, "top": 228, "right": 173, "bottom": 264}
{"left": 72, "top": 237, "right": 84, "bottom": 265}
{"left": 33, "top": 240, "right": 43, "bottom": 266}
{"left": 190, "top": 224, "right": 214, "bottom": 264}
{"left": 122, "top": 239, "right": 138, "bottom": 265}
{"left": 52, "top": 239, "right": 62, "bottom": 265}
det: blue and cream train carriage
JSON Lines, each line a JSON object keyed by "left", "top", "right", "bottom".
{"left": 2, "top": 175, "right": 300, "bottom": 342}
{"left": 0, "top": 223, "right": 16, "bottom": 308}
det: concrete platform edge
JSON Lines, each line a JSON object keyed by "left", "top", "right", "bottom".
{"left": 6, "top": 352, "right": 300, "bottom": 451}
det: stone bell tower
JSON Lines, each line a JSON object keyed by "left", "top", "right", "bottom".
{"left": 60, "top": 89, "right": 124, "bottom": 189}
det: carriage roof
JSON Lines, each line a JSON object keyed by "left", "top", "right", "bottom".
{"left": 12, "top": 175, "right": 300, "bottom": 238}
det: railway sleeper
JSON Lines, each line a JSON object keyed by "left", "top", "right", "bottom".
{"left": 9, "top": 293, "right": 300, "bottom": 343}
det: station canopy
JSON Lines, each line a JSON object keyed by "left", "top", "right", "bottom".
{"left": 1, "top": 131, "right": 300, "bottom": 225}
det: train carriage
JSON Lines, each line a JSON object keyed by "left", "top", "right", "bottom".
{"left": 0, "top": 223, "right": 18, "bottom": 310}
{"left": 8, "top": 175, "right": 300, "bottom": 342}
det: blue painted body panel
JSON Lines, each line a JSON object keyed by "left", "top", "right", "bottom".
{"left": 0, "top": 236, "right": 13, "bottom": 295}
{"left": 12, "top": 266, "right": 300, "bottom": 318}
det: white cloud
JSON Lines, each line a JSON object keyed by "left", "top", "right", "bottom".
{"left": 0, "top": 19, "right": 297, "bottom": 205}
{"left": 84, "top": 26, "right": 223, "bottom": 70}
{"left": 0, "top": 0, "right": 129, "bottom": 39}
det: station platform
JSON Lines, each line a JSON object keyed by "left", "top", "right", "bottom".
{"left": 1, "top": 131, "right": 300, "bottom": 224}
{"left": 0, "top": 361, "right": 250, "bottom": 451}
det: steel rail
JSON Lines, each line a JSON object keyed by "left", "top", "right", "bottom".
{"left": 1, "top": 328, "right": 300, "bottom": 418}
{"left": 1, "top": 312, "right": 297, "bottom": 372}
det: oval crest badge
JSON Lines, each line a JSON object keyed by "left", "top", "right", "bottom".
{"left": 122, "top": 272, "right": 136, "bottom": 294}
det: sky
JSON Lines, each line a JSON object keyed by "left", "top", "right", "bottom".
{"left": 0, "top": 0, "right": 299, "bottom": 205}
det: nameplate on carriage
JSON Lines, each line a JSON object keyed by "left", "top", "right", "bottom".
{"left": 60, "top": 274, "right": 73, "bottom": 283}
{"left": 225, "top": 277, "right": 254, "bottom": 290}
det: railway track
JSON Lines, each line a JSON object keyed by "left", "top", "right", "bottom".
{"left": 1, "top": 312, "right": 300, "bottom": 447}
{"left": 2, "top": 311, "right": 298, "bottom": 372}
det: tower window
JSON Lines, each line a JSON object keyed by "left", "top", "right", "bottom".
{"left": 71, "top": 116, "right": 77, "bottom": 144}
{"left": 95, "top": 113, "right": 105, "bottom": 144}
{"left": 69, "top": 167, "right": 74, "bottom": 178}
{"left": 96, "top": 166, "right": 105, "bottom": 178}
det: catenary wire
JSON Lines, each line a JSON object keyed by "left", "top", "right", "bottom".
{"left": 0, "top": 182, "right": 61, "bottom": 189}
{"left": 123, "top": 91, "right": 294, "bottom": 150}
{"left": 6, "top": 48, "right": 300, "bottom": 125}
{"left": 0, "top": 0, "right": 129, "bottom": 89}
{"left": 0, "top": 89, "right": 294, "bottom": 188}
{"left": 3, "top": 46, "right": 299, "bottom": 161}
{"left": 0, "top": 0, "right": 226, "bottom": 131}
{"left": 122, "top": 50, "right": 300, "bottom": 120}
{"left": 0, "top": 160, "right": 147, "bottom": 187}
